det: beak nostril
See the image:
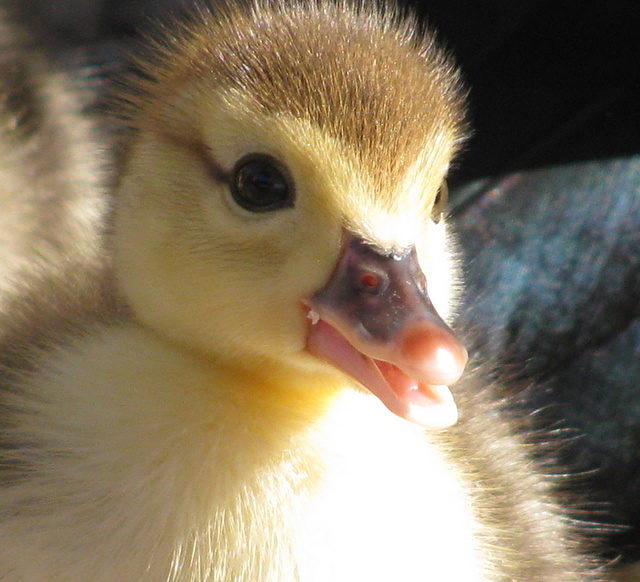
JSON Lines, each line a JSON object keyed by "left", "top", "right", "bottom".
{"left": 361, "top": 273, "right": 380, "bottom": 289}
{"left": 351, "top": 266, "right": 389, "bottom": 295}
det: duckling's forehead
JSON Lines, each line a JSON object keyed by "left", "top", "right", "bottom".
{"left": 266, "top": 113, "right": 451, "bottom": 247}
{"left": 148, "top": 2, "right": 466, "bottom": 193}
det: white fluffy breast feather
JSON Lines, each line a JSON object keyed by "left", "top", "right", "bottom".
{"left": 0, "top": 324, "right": 485, "bottom": 581}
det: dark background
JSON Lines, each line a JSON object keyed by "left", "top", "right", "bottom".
{"left": 7, "top": 0, "right": 640, "bottom": 564}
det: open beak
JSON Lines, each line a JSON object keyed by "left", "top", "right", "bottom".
{"left": 304, "top": 235, "right": 467, "bottom": 428}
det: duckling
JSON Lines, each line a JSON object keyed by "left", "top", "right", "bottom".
{"left": 0, "top": 2, "right": 599, "bottom": 580}
{"left": 0, "top": 7, "right": 106, "bottom": 298}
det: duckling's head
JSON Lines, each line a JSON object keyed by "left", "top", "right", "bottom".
{"left": 114, "top": 1, "right": 467, "bottom": 427}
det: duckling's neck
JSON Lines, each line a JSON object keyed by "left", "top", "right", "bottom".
{"left": 222, "top": 357, "right": 350, "bottom": 427}
{"left": 146, "top": 321, "right": 354, "bottom": 437}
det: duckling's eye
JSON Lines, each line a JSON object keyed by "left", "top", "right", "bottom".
{"left": 230, "top": 154, "right": 294, "bottom": 213}
{"left": 431, "top": 181, "right": 448, "bottom": 223}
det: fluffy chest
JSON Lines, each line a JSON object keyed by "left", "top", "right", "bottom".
{"left": 287, "top": 392, "right": 486, "bottom": 582}
{"left": 166, "top": 390, "right": 487, "bottom": 582}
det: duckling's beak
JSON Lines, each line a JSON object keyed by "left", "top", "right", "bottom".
{"left": 305, "top": 235, "right": 467, "bottom": 428}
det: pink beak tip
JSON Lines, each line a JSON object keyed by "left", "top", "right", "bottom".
{"left": 399, "top": 323, "right": 468, "bottom": 385}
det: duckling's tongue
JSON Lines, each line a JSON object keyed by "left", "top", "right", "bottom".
{"left": 304, "top": 235, "right": 467, "bottom": 429}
